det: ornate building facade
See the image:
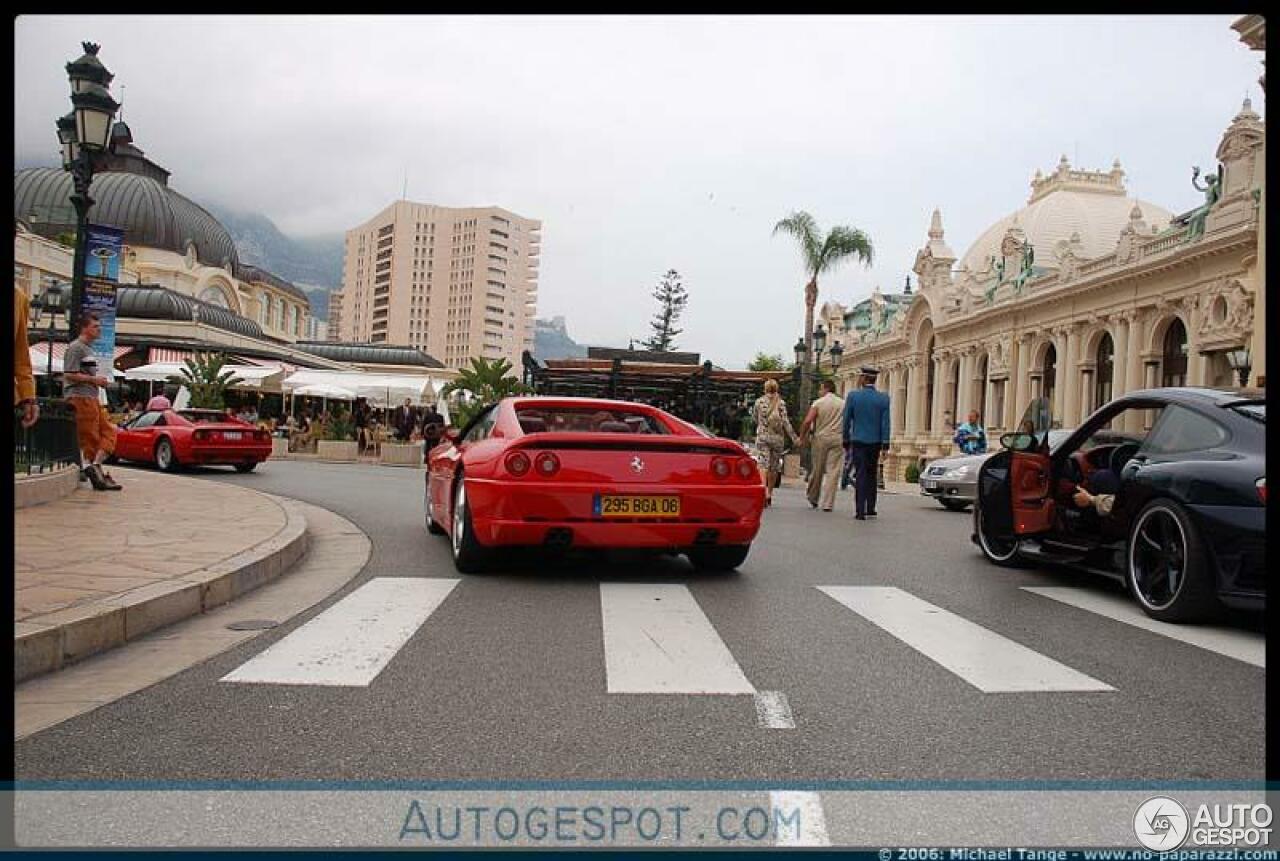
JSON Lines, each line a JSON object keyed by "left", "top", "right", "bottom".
{"left": 827, "top": 97, "right": 1265, "bottom": 482}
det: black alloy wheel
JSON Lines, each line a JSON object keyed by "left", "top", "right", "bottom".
{"left": 974, "top": 499, "right": 1022, "bottom": 567}
{"left": 1126, "top": 499, "right": 1215, "bottom": 622}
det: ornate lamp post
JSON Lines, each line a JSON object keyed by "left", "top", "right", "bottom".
{"left": 1225, "top": 347, "right": 1252, "bottom": 388}
{"left": 59, "top": 42, "right": 120, "bottom": 334}
{"left": 812, "top": 323, "right": 827, "bottom": 378}
{"left": 31, "top": 283, "right": 67, "bottom": 397}
{"left": 828, "top": 340, "right": 844, "bottom": 376}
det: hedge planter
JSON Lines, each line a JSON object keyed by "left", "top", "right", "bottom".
{"left": 380, "top": 442, "right": 424, "bottom": 468}
{"left": 317, "top": 440, "right": 359, "bottom": 463}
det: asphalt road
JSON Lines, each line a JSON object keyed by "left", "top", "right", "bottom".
{"left": 15, "top": 459, "right": 1266, "bottom": 786}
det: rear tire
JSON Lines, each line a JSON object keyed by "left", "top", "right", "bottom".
{"left": 425, "top": 483, "right": 447, "bottom": 535}
{"left": 974, "top": 498, "right": 1024, "bottom": 567}
{"left": 449, "top": 476, "right": 491, "bottom": 574}
{"left": 1126, "top": 498, "right": 1216, "bottom": 623}
{"left": 940, "top": 499, "right": 971, "bottom": 512}
{"left": 234, "top": 462, "right": 257, "bottom": 473}
{"left": 155, "top": 438, "right": 179, "bottom": 473}
{"left": 687, "top": 544, "right": 751, "bottom": 572}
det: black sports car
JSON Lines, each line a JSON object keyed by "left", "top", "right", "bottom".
{"left": 973, "top": 389, "right": 1265, "bottom": 622}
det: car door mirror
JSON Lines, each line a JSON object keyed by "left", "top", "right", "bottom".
{"left": 1001, "top": 432, "right": 1036, "bottom": 452}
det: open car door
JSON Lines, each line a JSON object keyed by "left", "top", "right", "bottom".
{"left": 977, "top": 397, "right": 1055, "bottom": 543}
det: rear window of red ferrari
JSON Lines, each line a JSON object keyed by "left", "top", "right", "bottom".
{"left": 178, "top": 410, "right": 232, "bottom": 424}
{"left": 516, "top": 408, "right": 670, "bottom": 435}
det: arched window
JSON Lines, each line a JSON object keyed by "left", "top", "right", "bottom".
{"left": 258, "top": 292, "right": 269, "bottom": 326}
{"left": 1095, "top": 333, "right": 1115, "bottom": 408}
{"left": 924, "top": 336, "right": 936, "bottom": 432}
{"left": 1161, "top": 319, "right": 1188, "bottom": 387}
{"left": 1042, "top": 343, "right": 1057, "bottom": 408}
{"left": 274, "top": 297, "right": 284, "bottom": 330}
{"left": 198, "top": 285, "right": 230, "bottom": 309}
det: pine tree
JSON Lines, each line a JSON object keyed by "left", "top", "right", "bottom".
{"left": 643, "top": 269, "right": 688, "bottom": 352}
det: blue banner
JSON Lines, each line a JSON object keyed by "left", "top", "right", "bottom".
{"left": 80, "top": 224, "right": 125, "bottom": 373}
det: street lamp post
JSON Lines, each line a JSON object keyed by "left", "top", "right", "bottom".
{"left": 1225, "top": 347, "right": 1252, "bottom": 388}
{"left": 59, "top": 42, "right": 120, "bottom": 334}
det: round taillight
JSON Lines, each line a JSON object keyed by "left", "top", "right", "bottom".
{"left": 711, "top": 456, "right": 731, "bottom": 479}
{"left": 535, "top": 452, "right": 560, "bottom": 476}
{"left": 505, "top": 451, "right": 531, "bottom": 476}
{"left": 736, "top": 457, "right": 756, "bottom": 479}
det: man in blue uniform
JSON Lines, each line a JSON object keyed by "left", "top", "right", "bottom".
{"left": 842, "top": 366, "right": 891, "bottom": 521}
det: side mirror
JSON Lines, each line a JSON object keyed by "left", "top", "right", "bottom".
{"left": 1001, "top": 432, "right": 1036, "bottom": 452}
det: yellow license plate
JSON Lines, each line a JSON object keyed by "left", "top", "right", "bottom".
{"left": 594, "top": 495, "right": 681, "bottom": 518}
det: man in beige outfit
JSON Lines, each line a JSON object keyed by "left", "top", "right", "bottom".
{"left": 798, "top": 379, "right": 845, "bottom": 512}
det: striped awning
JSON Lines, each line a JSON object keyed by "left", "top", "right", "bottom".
{"left": 29, "top": 342, "right": 133, "bottom": 362}
{"left": 29, "top": 342, "right": 130, "bottom": 376}
{"left": 148, "top": 347, "right": 192, "bottom": 364}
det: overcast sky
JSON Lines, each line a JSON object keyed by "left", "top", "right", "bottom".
{"left": 14, "top": 15, "right": 1263, "bottom": 368}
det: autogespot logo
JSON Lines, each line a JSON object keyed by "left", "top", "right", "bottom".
{"left": 1134, "top": 796, "right": 1190, "bottom": 851}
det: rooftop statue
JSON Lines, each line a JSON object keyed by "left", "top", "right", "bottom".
{"left": 1010, "top": 242, "right": 1036, "bottom": 293}
{"left": 984, "top": 255, "right": 1006, "bottom": 304}
{"left": 1185, "top": 165, "right": 1222, "bottom": 242}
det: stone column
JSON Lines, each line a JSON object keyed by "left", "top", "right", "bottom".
{"left": 1079, "top": 366, "right": 1094, "bottom": 418}
{"left": 930, "top": 354, "right": 946, "bottom": 436}
{"left": 1059, "top": 326, "right": 1080, "bottom": 427}
{"left": 1184, "top": 299, "right": 1208, "bottom": 386}
{"left": 1123, "top": 313, "right": 1147, "bottom": 433}
{"left": 1008, "top": 336, "right": 1027, "bottom": 429}
{"left": 1113, "top": 315, "right": 1131, "bottom": 398}
{"left": 956, "top": 349, "right": 973, "bottom": 423}
{"left": 904, "top": 359, "right": 920, "bottom": 435}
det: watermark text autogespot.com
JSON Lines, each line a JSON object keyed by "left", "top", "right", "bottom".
{"left": 398, "top": 800, "right": 797, "bottom": 843}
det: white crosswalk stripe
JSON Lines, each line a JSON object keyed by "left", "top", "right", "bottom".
{"left": 599, "top": 583, "right": 755, "bottom": 694}
{"left": 1022, "top": 586, "right": 1265, "bottom": 668}
{"left": 816, "top": 586, "right": 1115, "bottom": 693}
{"left": 221, "top": 577, "right": 460, "bottom": 687}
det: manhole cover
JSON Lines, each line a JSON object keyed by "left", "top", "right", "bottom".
{"left": 225, "top": 619, "right": 279, "bottom": 631}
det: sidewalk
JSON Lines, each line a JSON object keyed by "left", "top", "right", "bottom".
{"left": 14, "top": 467, "right": 309, "bottom": 681}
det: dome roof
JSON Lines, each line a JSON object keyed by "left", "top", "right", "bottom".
{"left": 957, "top": 158, "right": 1173, "bottom": 274}
{"left": 13, "top": 166, "right": 241, "bottom": 273}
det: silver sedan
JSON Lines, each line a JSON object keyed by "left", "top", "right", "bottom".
{"left": 920, "top": 430, "right": 1074, "bottom": 511}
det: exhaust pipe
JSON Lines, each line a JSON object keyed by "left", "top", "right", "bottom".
{"left": 544, "top": 528, "right": 574, "bottom": 549}
{"left": 693, "top": 528, "right": 720, "bottom": 546}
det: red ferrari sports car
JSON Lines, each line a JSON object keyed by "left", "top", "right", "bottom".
{"left": 112, "top": 408, "right": 272, "bottom": 473}
{"left": 425, "top": 397, "right": 766, "bottom": 573}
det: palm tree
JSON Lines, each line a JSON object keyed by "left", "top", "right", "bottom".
{"left": 166, "top": 351, "right": 245, "bottom": 410}
{"left": 773, "top": 211, "right": 873, "bottom": 407}
{"left": 441, "top": 356, "right": 531, "bottom": 427}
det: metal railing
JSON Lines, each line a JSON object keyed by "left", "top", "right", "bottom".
{"left": 13, "top": 398, "right": 80, "bottom": 476}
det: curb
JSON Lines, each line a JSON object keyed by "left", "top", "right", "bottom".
{"left": 13, "top": 495, "right": 311, "bottom": 684}
{"left": 13, "top": 465, "right": 80, "bottom": 510}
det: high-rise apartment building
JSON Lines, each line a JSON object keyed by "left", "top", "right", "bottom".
{"left": 336, "top": 200, "right": 540, "bottom": 368}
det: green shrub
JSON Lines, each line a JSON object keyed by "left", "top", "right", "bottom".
{"left": 904, "top": 461, "right": 921, "bottom": 484}
{"left": 320, "top": 408, "right": 356, "bottom": 442}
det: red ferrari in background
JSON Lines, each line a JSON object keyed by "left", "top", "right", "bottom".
{"left": 112, "top": 408, "right": 272, "bottom": 473}
{"left": 425, "top": 397, "right": 766, "bottom": 573}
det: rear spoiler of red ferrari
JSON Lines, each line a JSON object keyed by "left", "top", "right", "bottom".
{"left": 509, "top": 432, "right": 746, "bottom": 456}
